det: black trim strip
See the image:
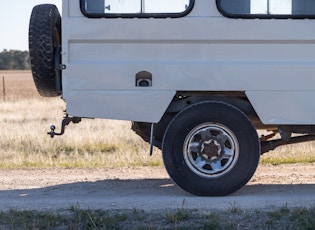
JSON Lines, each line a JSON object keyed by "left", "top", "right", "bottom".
{"left": 80, "top": 0, "right": 195, "bottom": 18}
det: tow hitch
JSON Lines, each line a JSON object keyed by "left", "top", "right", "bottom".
{"left": 48, "top": 115, "right": 81, "bottom": 138}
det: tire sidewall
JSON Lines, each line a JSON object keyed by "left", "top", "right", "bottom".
{"left": 29, "top": 4, "right": 61, "bottom": 97}
{"left": 162, "top": 101, "right": 260, "bottom": 196}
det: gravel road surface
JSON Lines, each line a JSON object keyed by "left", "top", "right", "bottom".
{"left": 1, "top": 164, "right": 315, "bottom": 211}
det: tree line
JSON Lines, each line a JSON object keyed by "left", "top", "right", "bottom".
{"left": 0, "top": 49, "right": 31, "bottom": 70}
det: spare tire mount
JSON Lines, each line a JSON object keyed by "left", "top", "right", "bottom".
{"left": 29, "top": 4, "right": 62, "bottom": 97}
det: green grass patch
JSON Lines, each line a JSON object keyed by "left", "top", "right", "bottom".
{"left": 165, "top": 209, "right": 190, "bottom": 224}
{"left": 260, "top": 153, "right": 315, "bottom": 165}
{"left": 1, "top": 206, "right": 315, "bottom": 229}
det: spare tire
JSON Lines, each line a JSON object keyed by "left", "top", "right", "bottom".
{"left": 29, "top": 4, "right": 62, "bottom": 97}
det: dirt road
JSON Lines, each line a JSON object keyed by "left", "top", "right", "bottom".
{"left": 0, "top": 164, "right": 315, "bottom": 211}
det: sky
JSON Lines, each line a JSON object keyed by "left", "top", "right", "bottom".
{"left": 0, "top": 0, "right": 62, "bottom": 51}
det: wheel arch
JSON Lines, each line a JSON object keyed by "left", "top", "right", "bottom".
{"left": 132, "top": 91, "right": 263, "bottom": 149}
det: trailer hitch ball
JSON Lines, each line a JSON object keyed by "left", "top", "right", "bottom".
{"left": 48, "top": 125, "right": 57, "bottom": 138}
{"left": 47, "top": 116, "right": 81, "bottom": 138}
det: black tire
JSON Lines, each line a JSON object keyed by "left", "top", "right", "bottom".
{"left": 162, "top": 101, "right": 260, "bottom": 196}
{"left": 29, "top": 4, "right": 61, "bottom": 97}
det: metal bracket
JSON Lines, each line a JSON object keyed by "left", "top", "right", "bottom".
{"left": 54, "top": 45, "right": 65, "bottom": 94}
{"left": 149, "top": 123, "right": 155, "bottom": 156}
{"left": 48, "top": 115, "right": 81, "bottom": 138}
{"left": 261, "top": 134, "right": 315, "bottom": 154}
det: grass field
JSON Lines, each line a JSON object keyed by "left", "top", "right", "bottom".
{"left": 1, "top": 70, "right": 315, "bottom": 169}
{"left": 0, "top": 70, "right": 162, "bottom": 168}
{"left": 1, "top": 205, "right": 315, "bottom": 229}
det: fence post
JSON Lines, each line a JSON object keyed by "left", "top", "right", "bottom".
{"left": 2, "top": 76, "right": 5, "bottom": 102}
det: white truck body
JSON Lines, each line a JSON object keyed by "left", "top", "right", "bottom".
{"left": 29, "top": 0, "right": 315, "bottom": 196}
{"left": 62, "top": 0, "right": 315, "bottom": 124}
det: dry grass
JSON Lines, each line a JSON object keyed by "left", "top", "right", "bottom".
{"left": 0, "top": 71, "right": 162, "bottom": 168}
{"left": 260, "top": 140, "right": 315, "bottom": 165}
{"left": 0, "top": 71, "right": 37, "bottom": 101}
{"left": 0, "top": 70, "right": 314, "bottom": 169}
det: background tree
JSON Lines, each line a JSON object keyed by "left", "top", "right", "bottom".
{"left": 0, "top": 49, "right": 30, "bottom": 70}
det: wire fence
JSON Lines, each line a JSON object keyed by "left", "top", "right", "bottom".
{"left": 0, "top": 71, "right": 39, "bottom": 102}
{"left": 2, "top": 76, "right": 5, "bottom": 102}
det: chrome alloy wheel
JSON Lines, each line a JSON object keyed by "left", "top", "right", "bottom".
{"left": 183, "top": 123, "right": 239, "bottom": 178}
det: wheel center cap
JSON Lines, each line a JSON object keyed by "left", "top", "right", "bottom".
{"left": 201, "top": 139, "right": 221, "bottom": 160}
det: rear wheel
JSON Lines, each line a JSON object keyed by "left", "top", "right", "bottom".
{"left": 162, "top": 101, "right": 260, "bottom": 196}
{"left": 29, "top": 4, "right": 62, "bottom": 97}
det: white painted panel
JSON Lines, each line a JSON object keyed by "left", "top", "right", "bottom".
{"left": 65, "top": 41, "right": 315, "bottom": 92}
{"left": 246, "top": 91, "right": 315, "bottom": 124}
{"left": 64, "top": 90, "right": 176, "bottom": 123}
{"left": 63, "top": 0, "right": 315, "bottom": 124}
{"left": 62, "top": 62, "right": 315, "bottom": 91}
{"left": 68, "top": 0, "right": 82, "bottom": 17}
